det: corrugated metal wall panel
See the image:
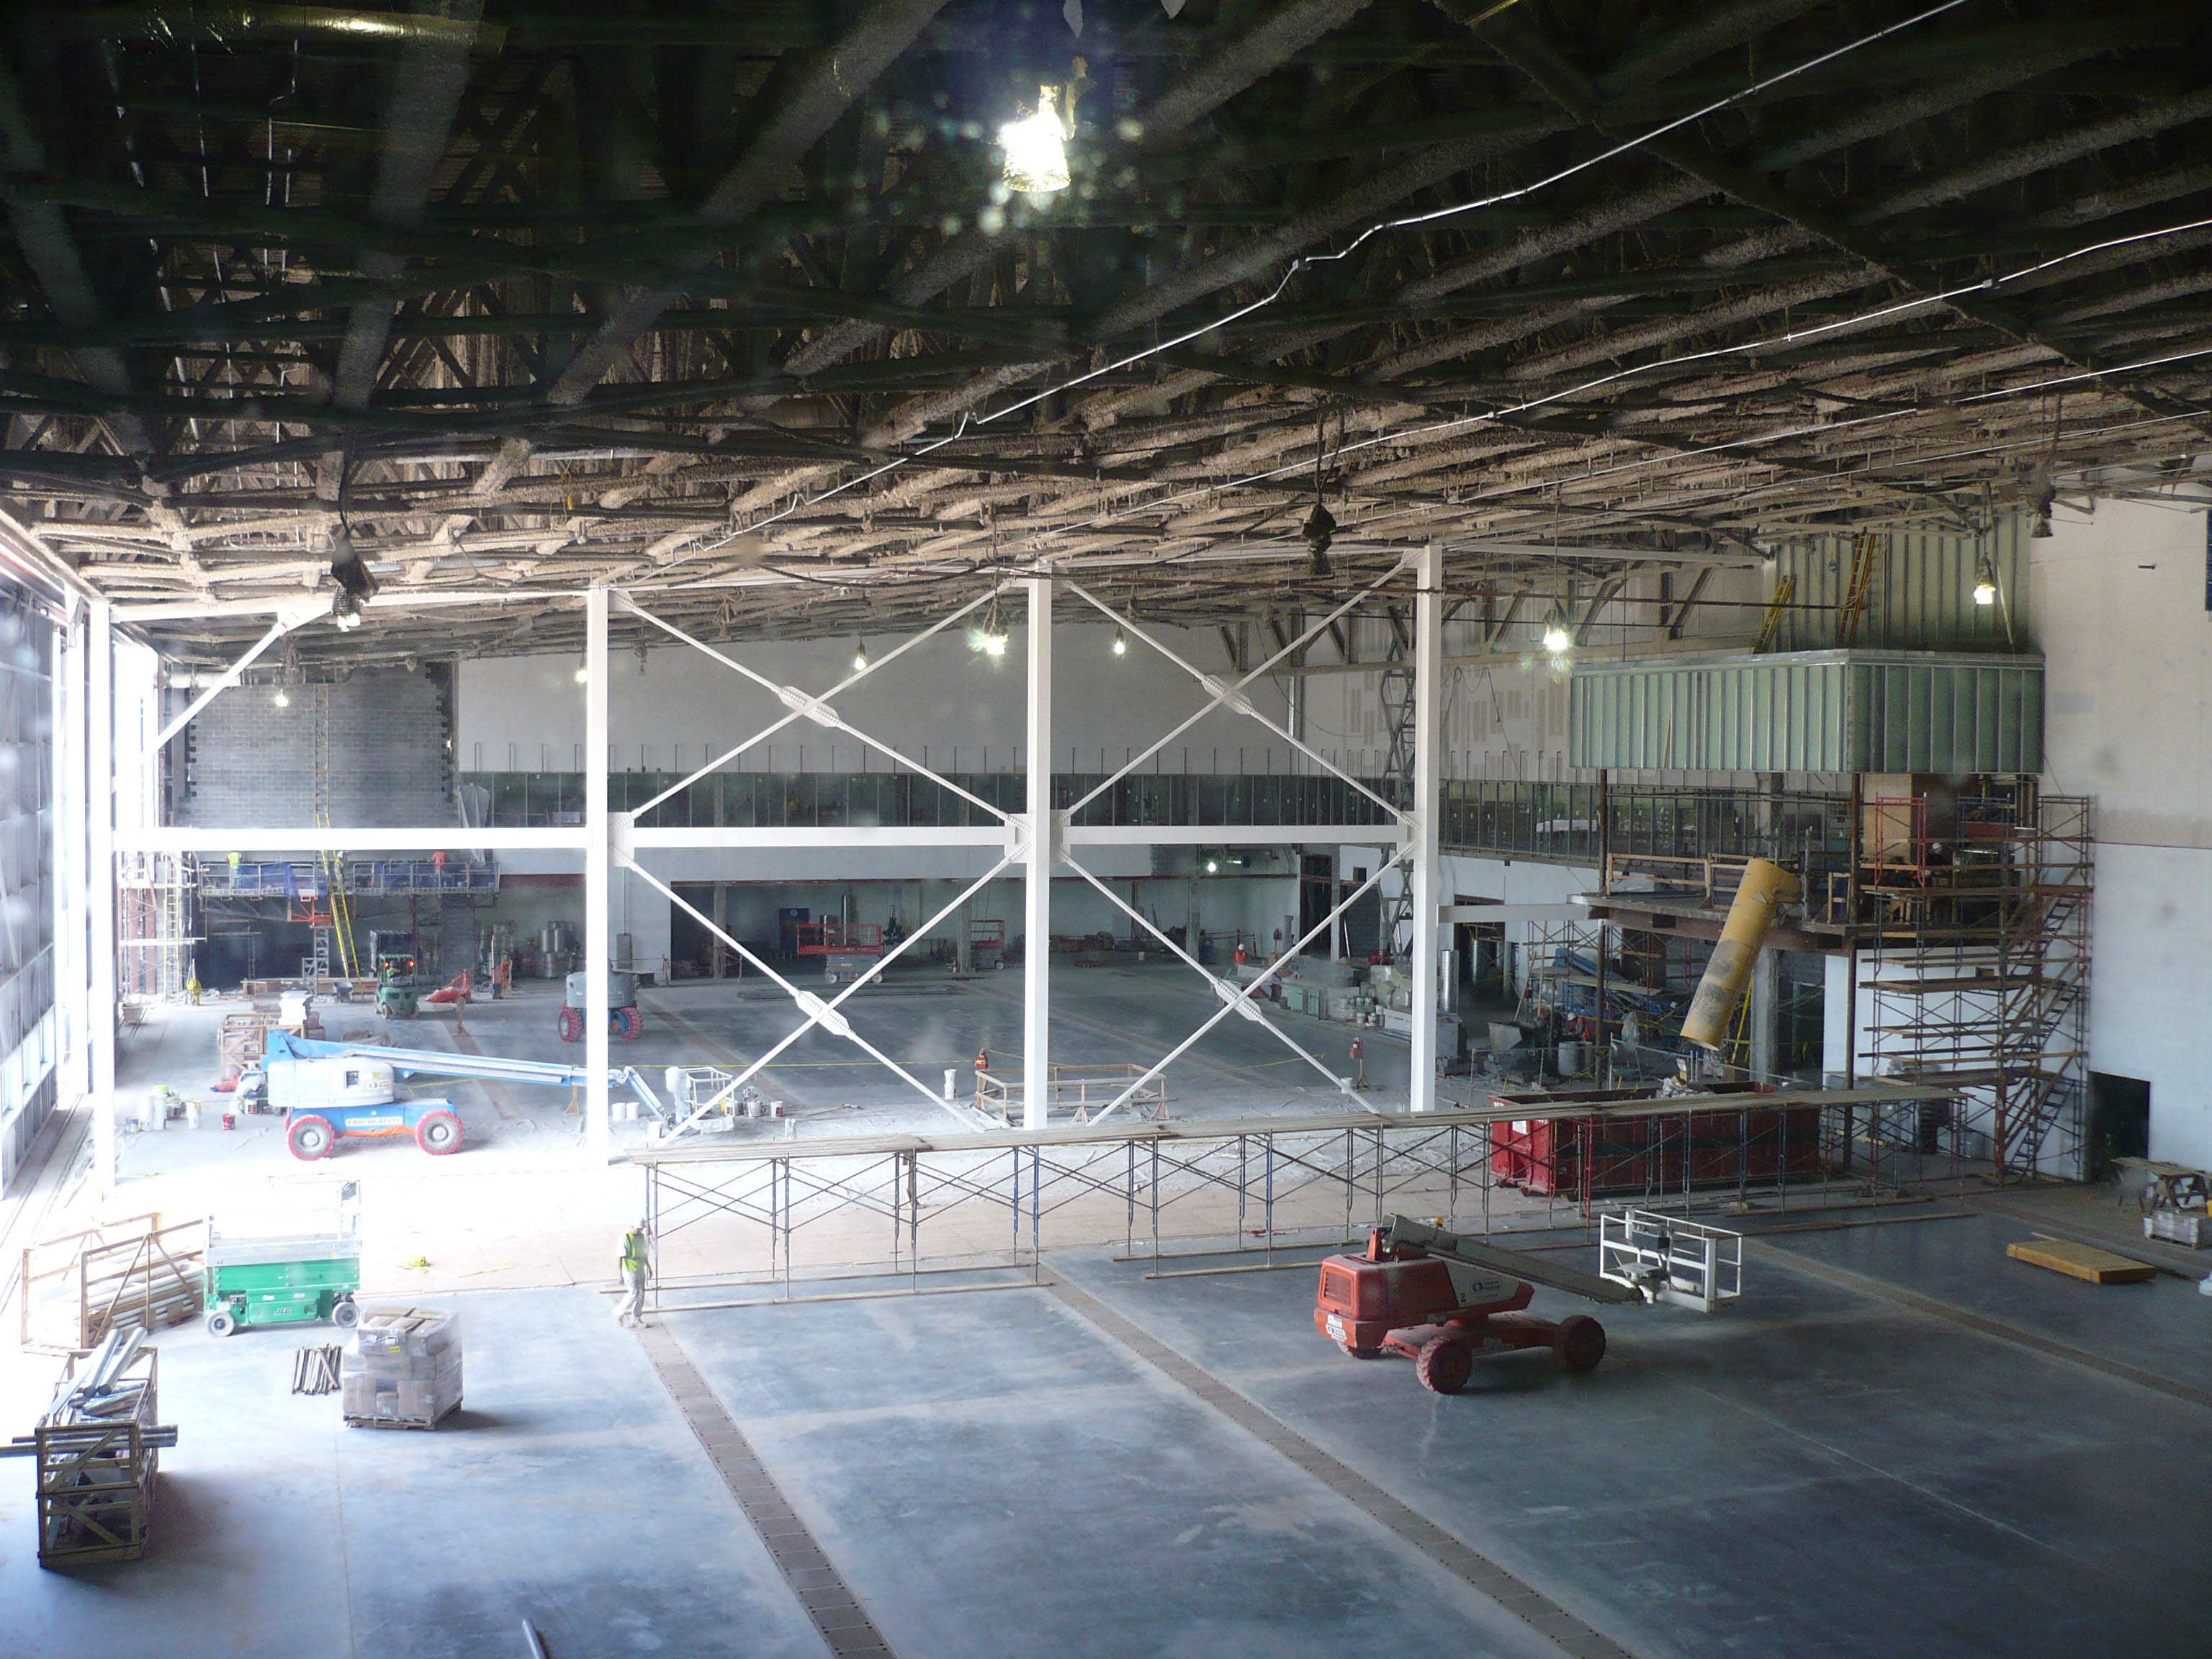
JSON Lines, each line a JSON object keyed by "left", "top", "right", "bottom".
{"left": 1772, "top": 514, "right": 2031, "bottom": 652}
{"left": 1571, "top": 651, "right": 2043, "bottom": 773}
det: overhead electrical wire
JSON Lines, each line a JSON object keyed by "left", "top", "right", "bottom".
{"left": 678, "top": 0, "right": 1982, "bottom": 562}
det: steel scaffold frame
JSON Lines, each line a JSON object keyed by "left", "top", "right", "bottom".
{"left": 631, "top": 1084, "right": 1951, "bottom": 1305}
{"left": 1854, "top": 787, "right": 2093, "bottom": 1183}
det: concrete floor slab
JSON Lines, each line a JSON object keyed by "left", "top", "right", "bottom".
{"left": 1046, "top": 1236, "right": 2212, "bottom": 1659}
{"left": 1760, "top": 1208, "right": 2210, "bottom": 1384}
{"left": 662, "top": 1286, "right": 1576, "bottom": 1659}
{"left": 1, "top": 1289, "right": 830, "bottom": 1659}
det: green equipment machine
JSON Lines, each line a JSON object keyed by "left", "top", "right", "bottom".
{"left": 203, "top": 1204, "right": 363, "bottom": 1337}
{"left": 375, "top": 950, "right": 420, "bottom": 1019}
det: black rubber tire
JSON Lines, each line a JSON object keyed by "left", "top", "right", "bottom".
{"left": 414, "top": 1109, "right": 463, "bottom": 1156}
{"left": 331, "top": 1298, "right": 359, "bottom": 1330}
{"left": 207, "top": 1308, "right": 236, "bottom": 1338}
{"left": 1341, "top": 1344, "right": 1385, "bottom": 1360}
{"left": 1416, "top": 1334, "right": 1474, "bottom": 1395}
{"left": 287, "top": 1114, "right": 335, "bottom": 1161}
{"left": 1555, "top": 1314, "right": 1607, "bottom": 1374}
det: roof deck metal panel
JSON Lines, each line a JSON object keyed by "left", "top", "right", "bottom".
{"left": 1570, "top": 650, "right": 2042, "bottom": 773}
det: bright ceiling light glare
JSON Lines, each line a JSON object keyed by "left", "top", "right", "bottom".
{"left": 1973, "top": 557, "right": 1998, "bottom": 606}
{"left": 1205, "top": 859, "right": 1219, "bottom": 874}
{"left": 852, "top": 639, "right": 870, "bottom": 673}
{"left": 998, "top": 86, "right": 1070, "bottom": 197}
{"left": 273, "top": 684, "right": 290, "bottom": 708}
{"left": 1111, "top": 626, "right": 1127, "bottom": 657}
{"left": 573, "top": 657, "right": 589, "bottom": 684}
{"left": 1541, "top": 613, "right": 1572, "bottom": 655}
{"left": 969, "top": 606, "right": 1010, "bottom": 659}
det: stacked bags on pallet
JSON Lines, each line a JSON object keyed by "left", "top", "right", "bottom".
{"left": 340, "top": 1307, "right": 462, "bottom": 1426}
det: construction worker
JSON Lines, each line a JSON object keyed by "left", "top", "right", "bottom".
{"left": 1349, "top": 1035, "right": 1368, "bottom": 1090}
{"left": 616, "top": 1222, "right": 651, "bottom": 1327}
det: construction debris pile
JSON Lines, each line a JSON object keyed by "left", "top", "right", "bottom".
{"left": 341, "top": 1307, "right": 463, "bottom": 1429}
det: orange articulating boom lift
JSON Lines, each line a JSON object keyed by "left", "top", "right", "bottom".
{"left": 1315, "top": 1215, "right": 1645, "bottom": 1395}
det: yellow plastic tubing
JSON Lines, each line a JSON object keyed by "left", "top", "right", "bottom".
{"left": 1679, "top": 858, "right": 1802, "bottom": 1051}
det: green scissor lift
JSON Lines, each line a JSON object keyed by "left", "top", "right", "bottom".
{"left": 204, "top": 1208, "right": 363, "bottom": 1337}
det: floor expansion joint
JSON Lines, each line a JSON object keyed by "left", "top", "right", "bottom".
{"left": 631, "top": 1321, "right": 898, "bottom": 1659}
{"left": 1749, "top": 1240, "right": 2212, "bottom": 1411}
{"left": 1041, "top": 1274, "right": 1638, "bottom": 1659}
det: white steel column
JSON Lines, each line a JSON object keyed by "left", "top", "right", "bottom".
{"left": 55, "top": 604, "right": 84, "bottom": 1103}
{"left": 585, "top": 587, "right": 611, "bottom": 1162}
{"left": 1408, "top": 544, "right": 1444, "bottom": 1113}
{"left": 89, "top": 600, "right": 117, "bottom": 1188}
{"left": 1022, "top": 574, "right": 1053, "bottom": 1130}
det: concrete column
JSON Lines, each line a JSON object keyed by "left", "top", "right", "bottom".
{"left": 89, "top": 601, "right": 117, "bottom": 1190}
{"left": 1408, "top": 544, "right": 1444, "bottom": 1112}
{"left": 1750, "top": 945, "right": 1780, "bottom": 1081}
{"left": 1022, "top": 575, "right": 1053, "bottom": 1130}
{"left": 585, "top": 587, "right": 611, "bottom": 1162}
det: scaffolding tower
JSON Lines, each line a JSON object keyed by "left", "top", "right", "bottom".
{"left": 1853, "top": 786, "right": 2092, "bottom": 1182}
{"left": 115, "top": 853, "right": 198, "bottom": 999}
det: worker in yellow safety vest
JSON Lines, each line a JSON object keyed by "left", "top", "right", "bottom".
{"left": 616, "top": 1223, "right": 651, "bottom": 1327}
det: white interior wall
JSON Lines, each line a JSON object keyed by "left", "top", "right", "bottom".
{"left": 2034, "top": 494, "right": 2212, "bottom": 1166}
{"left": 459, "top": 621, "right": 1294, "bottom": 777}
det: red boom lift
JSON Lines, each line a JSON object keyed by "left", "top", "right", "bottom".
{"left": 1316, "top": 1215, "right": 1644, "bottom": 1395}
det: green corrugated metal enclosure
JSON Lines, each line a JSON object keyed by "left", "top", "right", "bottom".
{"left": 1569, "top": 650, "right": 2044, "bottom": 773}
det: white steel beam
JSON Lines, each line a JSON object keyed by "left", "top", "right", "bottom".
{"left": 585, "top": 586, "right": 611, "bottom": 1164}
{"left": 117, "top": 826, "right": 588, "bottom": 853}
{"left": 89, "top": 600, "right": 116, "bottom": 1192}
{"left": 1061, "top": 574, "right": 1406, "bottom": 819}
{"left": 1064, "top": 859, "right": 1349, "bottom": 1101}
{"left": 1408, "top": 541, "right": 1444, "bottom": 1113}
{"left": 1064, "top": 824, "right": 1404, "bottom": 848}
{"left": 617, "top": 590, "right": 1009, "bottom": 822}
{"left": 55, "top": 602, "right": 84, "bottom": 1105}
{"left": 1089, "top": 850, "right": 1406, "bottom": 1124}
{"left": 624, "top": 825, "right": 1010, "bottom": 852}
{"left": 623, "top": 858, "right": 993, "bottom": 1127}
{"left": 1022, "top": 571, "right": 1054, "bottom": 1131}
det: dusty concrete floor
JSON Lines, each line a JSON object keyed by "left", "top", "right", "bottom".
{"left": 9, "top": 975, "right": 2208, "bottom": 1657}
{"left": 5, "top": 1206, "right": 2209, "bottom": 1659}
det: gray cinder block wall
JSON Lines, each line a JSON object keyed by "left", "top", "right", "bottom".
{"left": 177, "top": 665, "right": 457, "bottom": 832}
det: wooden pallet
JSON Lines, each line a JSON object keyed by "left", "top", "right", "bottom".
{"left": 2006, "top": 1237, "right": 2159, "bottom": 1285}
{"left": 343, "top": 1399, "right": 461, "bottom": 1431}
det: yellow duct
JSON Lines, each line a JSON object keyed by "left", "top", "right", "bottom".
{"left": 1679, "top": 858, "right": 1802, "bottom": 1051}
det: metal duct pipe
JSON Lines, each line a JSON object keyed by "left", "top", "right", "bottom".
{"left": 1679, "top": 858, "right": 1800, "bottom": 1052}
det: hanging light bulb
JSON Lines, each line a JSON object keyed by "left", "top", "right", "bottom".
{"left": 1972, "top": 557, "right": 1997, "bottom": 606}
{"left": 969, "top": 603, "right": 1010, "bottom": 658}
{"left": 1111, "top": 626, "right": 1126, "bottom": 657}
{"left": 1541, "top": 608, "right": 1572, "bottom": 655}
{"left": 853, "top": 639, "right": 871, "bottom": 673}
{"left": 998, "top": 84, "right": 1070, "bottom": 196}
{"left": 573, "top": 657, "right": 589, "bottom": 685}
{"left": 273, "top": 683, "right": 290, "bottom": 708}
